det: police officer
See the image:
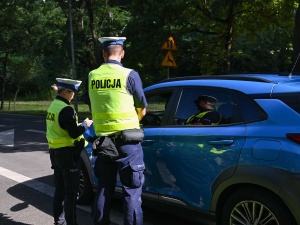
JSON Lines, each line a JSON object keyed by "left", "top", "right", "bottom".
{"left": 85, "top": 37, "right": 147, "bottom": 225}
{"left": 46, "top": 78, "right": 93, "bottom": 225}
{"left": 185, "top": 95, "right": 221, "bottom": 125}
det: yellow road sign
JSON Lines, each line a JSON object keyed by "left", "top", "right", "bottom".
{"left": 161, "top": 36, "right": 177, "bottom": 50}
{"left": 161, "top": 51, "right": 176, "bottom": 67}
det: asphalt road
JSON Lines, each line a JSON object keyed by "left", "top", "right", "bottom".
{"left": 0, "top": 113, "right": 199, "bottom": 225}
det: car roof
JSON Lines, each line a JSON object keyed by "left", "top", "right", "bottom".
{"left": 144, "top": 74, "right": 300, "bottom": 95}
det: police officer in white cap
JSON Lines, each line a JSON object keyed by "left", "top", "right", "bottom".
{"left": 46, "top": 78, "right": 93, "bottom": 225}
{"left": 85, "top": 37, "right": 148, "bottom": 225}
{"left": 185, "top": 95, "right": 221, "bottom": 125}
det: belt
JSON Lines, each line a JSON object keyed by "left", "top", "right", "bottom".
{"left": 108, "top": 132, "right": 122, "bottom": 138}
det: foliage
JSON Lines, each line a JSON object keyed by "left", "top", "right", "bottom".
{"left": 0, "top": 0, "right": 69, "bottom": 104}
{"left": 0, "top": 0, "right": 299, "bottom": 104}
{"left": 124, "top": 0, "right": 297, "bottom": 79}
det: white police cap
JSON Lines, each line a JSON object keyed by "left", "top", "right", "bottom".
{"left": 56, "top": 78, "right": 82, "bottom": 91}
{"left": 194, "top": 95, "right": 218, "bottom": 103}
{"left": 98, "top": 37, "right": 126, "bottom": 48}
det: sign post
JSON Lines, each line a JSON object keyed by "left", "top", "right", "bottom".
{"left": 161, "top": 36, "right": 177, "bottom": 78}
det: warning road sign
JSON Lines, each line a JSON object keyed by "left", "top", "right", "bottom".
{"left": 161, "top": 51, "right": 176, "bottom": 67}
{"left": 161, "top": 36, "right": 177, "bottom": 51}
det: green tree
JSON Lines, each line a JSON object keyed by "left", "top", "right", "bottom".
{"left": 1, "top": 0, "right": 299, "bottom": 102}
{"left": 292, "top": 0, "right": 300, "bottom": 73}
{"left": 124, "top": 0, "right": 297, "bottom": 80}
{"left": 7, "top": 56, "right": 35, "bottom": 110}
{"left": 0, "top": 0, "right": 69, "bottom": 107}
{"left": 53, "top": 0, "right": 131, "bottom": 83}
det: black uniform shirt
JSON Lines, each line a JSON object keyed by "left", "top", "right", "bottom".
{"left": 56, "top": 96, "right": 85, "bottom": 139}
{"left": 200, "top": 110, "right": 221, "bottom": 125}
{"left": 186, "top": 110, "right": 221, "bottom": 125}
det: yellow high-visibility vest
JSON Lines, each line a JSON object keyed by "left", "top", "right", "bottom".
{"left": 88, "top": 63, "right": 139, "bottom": 136}
{"left": 186, "top": 111, "right": 220, "bottom": 125}
{"left": 46, "top": 99, "right": 82, "bottom": 149}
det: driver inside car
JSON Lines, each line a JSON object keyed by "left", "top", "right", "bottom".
{"left": 185, "top": 95, "right": 221, "bottom": 125}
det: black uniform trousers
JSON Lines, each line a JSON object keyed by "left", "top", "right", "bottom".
{"left": 93, "top": 140, "right": 145, "bottom": 225}
{"left": 50, "top": 147, "right": 80, "bottom": 225}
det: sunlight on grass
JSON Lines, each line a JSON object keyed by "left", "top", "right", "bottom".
{"left": 0, "top": 100, "right": 91, "bottom": 120}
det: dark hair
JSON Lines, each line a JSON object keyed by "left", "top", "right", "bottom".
{"left": 104, "top": 45, "right": 123, "bottom": 56}
{"left": 51, "top": 84, "right": 67, "bottom": 94}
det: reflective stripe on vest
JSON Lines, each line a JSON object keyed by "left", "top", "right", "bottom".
{"left": 186, "top": 111, "right": 220, "bottom": 125}
{"left": 46, "top": 99, "right": 82, "bottom": 149}
{"left": 88, "top": 63, "right": 139, "bottom": 136}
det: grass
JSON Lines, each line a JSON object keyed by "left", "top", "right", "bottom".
{"left": 0, "top": 100, "right": 92, "bottom": 120}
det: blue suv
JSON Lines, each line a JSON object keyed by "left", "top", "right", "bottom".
{"left": 78, "top": 74, "right": 300, "bottom": 225}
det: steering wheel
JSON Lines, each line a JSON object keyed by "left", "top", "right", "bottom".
{"left": 142, "top": 113, "right": 162, "bottom": 126}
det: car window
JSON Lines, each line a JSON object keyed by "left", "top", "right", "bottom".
{"left": 272, "top": 92, "right": 300, "bottom": 114}
{"left": 141, "top": 89, "right": 173, "bottom": 127}
{"left": 174, "top": 87, "right": 243, "bottom": 125}
{"left": 237, "top": 92, "right": 268, "bottom": 123}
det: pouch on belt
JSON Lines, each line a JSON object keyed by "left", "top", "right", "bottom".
{"left": 121, "top": 128, "right": 144, "bottom": 143}
{"left": 92, "top": 136, "right": 119, "bottom": 161}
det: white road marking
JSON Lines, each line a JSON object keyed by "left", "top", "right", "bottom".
{"left": 25, "top": 129, "right": 46, "bottom": 134}
{"left": 0, "top": 117, "right": 97, "bottom": 216}
{"left": 0, "top": 129, "right": 14, "bottom": 147}
{"left": 0, "top": 166, "right": 91, "bottom": 212}
{"left": 0, "top": 129, "right": 46, "bottom": 147}
{"left": 0, "top": 166, "right": 54, "bottom": 196}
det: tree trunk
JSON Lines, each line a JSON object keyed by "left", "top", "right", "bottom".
{"left": 85, "top": 0, "right": 101, "bottom": 69}
{"left": 1, "top": 52, "right": 8, "bottom": 110}
{"left": 224, "top": 0, "right": 236, "bottom": 74}
{"left": 13, "top": 86, "right": 20, "bottom": 111}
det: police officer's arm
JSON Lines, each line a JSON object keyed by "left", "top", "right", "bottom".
{"left": 83, "top": 77, "right": 92, "bottom": 112}
{"left": 59, "top": 106, "right": 86, "bottom": 139}
{"left": 136, "top": 108, "right": 146, "bottom": 121}
{"left": 127, "top": 71, "right": 148, "bottom": 121}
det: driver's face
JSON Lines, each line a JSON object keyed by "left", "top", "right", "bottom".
{"left": 198, "top": 100, "right": 206, "bottom": 107}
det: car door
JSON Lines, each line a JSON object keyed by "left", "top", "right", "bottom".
{"left": 140, "top": 87, "right": 177, "bottom": 195}
{"left": 155, "top": 87, "right": 247, "bottom": 212}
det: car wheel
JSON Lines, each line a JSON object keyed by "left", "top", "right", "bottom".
{"left": 220, "top": 188, "right": 295, "bottom": 225}
{"left": 77, "top": 161, "right": 93, "bottom": 204}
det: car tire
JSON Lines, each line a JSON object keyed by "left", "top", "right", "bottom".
{"left": 220, "top": 188, "right": 295, "bottom": 225}
{"left": 77, "top": 161, "right": 93, "bottom": 204}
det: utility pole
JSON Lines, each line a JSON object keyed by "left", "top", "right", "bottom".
{"left": 68, "top": 0, "right": 78, "bottom": 112}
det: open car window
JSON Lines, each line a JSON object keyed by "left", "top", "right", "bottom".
{"left": 141, "top": 89, "right": 174, "bottom": 127}
{"left": 174, "top": 87, "right": 243, "bottom": 125}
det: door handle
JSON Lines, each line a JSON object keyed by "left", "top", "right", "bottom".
{"left": 208, "top": 140, "right": 234, "bottom": 146}
{"left": 142, "top": 140, "right": 156, "bottom": 145}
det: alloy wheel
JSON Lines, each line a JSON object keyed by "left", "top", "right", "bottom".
{"left": 230, "top": 200, "right": 279, "bottom": 225}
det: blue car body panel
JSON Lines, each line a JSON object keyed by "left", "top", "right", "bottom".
{"left": 145, "top": 80, "right": 275, "bottom": 95}
{"left": 240, "top": 99, "right": 300, "bottom": 172}
{"left": 82, "top": 74, "right": 300, "bottom": 224}
{"left": 153, "top": 125, "right": 246, "bottom": 211}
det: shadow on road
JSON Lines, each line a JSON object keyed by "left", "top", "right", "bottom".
{"left": 6, "top": 175, "right": 95, "bottom": 225}
{"left": 0, "top": 213, "right": 31, "bottom": 225}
